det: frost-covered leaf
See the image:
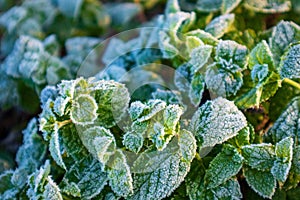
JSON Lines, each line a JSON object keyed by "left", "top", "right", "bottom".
{"left": 206, "top": 179, "right": 242, "bottom": 200}
{"left": 0, "top": 171, "right": 19, "bottom": 199}
{"left": 189, "top": 45, "right": 213, "bottom": 73}
{"left": 60, "top": 156, "right": 108, "bottom": 199}
{"left": 189, "top": 73, "right": 205, "bottom": 106}
{"left": 286, "top": 146, "right": 300, "bottom": 188}
{"left": 94, "top": 80, "right": 130, "bottom": 128}
{"left": 215, "top": 40, "right": 248, "bottom": 70}
{"left": 130, "top": 140, "right": 190, "bottom": 200}
{"left": 235, "top": 65, "right": 280, "bottom": 109}
{"left": 49, "top": 128, "right": 66, "bottom": 170}
{"left": 105, "top": 3, "right": 142, "bottom": 26}
{"left": 185, "top": 29, "right": 219, "bottom": 46}
{"left": 16, "top": 118, "right": 47, "bottom": 173}
{"left": 53, "top": 96, "right": 70, "bottom": 117}
{"left": 242, "top": 144, "right": 276, "bottom": 171}
{"left": 265, "top": 96, "right": 300, "bottom": 144}
{"left": 204, "top": 145, "right": 243, "bottom": 189}
{"left": 151, "top": 89, "right": 182, "bottom": 106}
{"left": 70, "top": 94, "right": 98, "bottom": 125}
{"left": 137, "top": 100, "right": 166, "bottom": 122}
{"left": 123, "top": 131, "right": 144, "bottom": 153}
{"left": 206, "top": 40, "right": 248, "bottom": 97}
{"left": 43, "top": 176, "right": 63, "bottom": 200}
{"left": 243, "top": 167, "right": 276, "bottom": 199}
{"left": 56, "top": 0, "right": 83, "bottom": 17}
{"left": 270, "top": 21, "right": 300, "bottom": 66}
{"left": 222, "top": 0, "right": 242, "bottom": 14}
{"left": 227, "top": 125, "right": 253, "bottom": 148}
{"left": 190, "top": 97, "right": 247, "bottom": 149}
{"left": 205, "top": 14, "right": 235, "bottom": 38}
{"left": 27, "top": 160, "right": 51, "bottom": 199}
{"left": 78, "top": 126, "right": 116, "bottom": 166}
{"left": 248, "top": 40, "right": 275, "bottom": 70}
{"left": 279, "top": 42, "right": 300, "bottom": 79}
{"left": 196, "top": 0, "right": 222, "bottom": 12}
{"left": 175, "top": 63, "right": 192, "bottom": 93}
{"left": 244, "top": 0, "right": 291, "bottom": 13}
{"left": 178, "top": 129, "right": 197, "bottom": 163}
{"left": 205, "top": 62, "right": 243, "bottom": 97}
{"left": 107, "top": 150, "right": 133, "bottom": 197}
{"left": 271, "top": 137, "right": 293, "bottom": 184}
{"left": 0, "top": 6, "right": 27, "bottom": 33}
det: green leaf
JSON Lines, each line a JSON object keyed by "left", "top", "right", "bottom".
{"left": 138, "top": 100, "right": 166, "bottom": 122}
{"left": 190, "top": 97, "right": 247, "bottom": 149}
{"left": 204, "top": 145, "right": 243, "bottom": 189}
{"left": 78, "top": 126, "right": 116, "bottom": 166}
{"left": 286, "top": 146, "right": 300, "bottom": 188}
{"left": 242, "top": 144, "right": 276, "bottom": 171}
{"left": 185, "top": 29, "right": 219, "bottom": 46}
{"left": 27, "top": 160, "right": 51, "bottom": 199}
{"left": 189, "top": 73, "right": 205, "bottom": 106}
{"left": 105, "top": 3, "right": 142, "bottom": 26}
{"left": 178, "top": 129, "right": 197, "bottom": 163}
{"left": 244, "top": 0, "right": 291, "bottom": 13}
{"left": 0, "top": 171, "right": 19, "bottom": 199}
{"left": 221, "top": 0, "right": 242, "bottom": 14}
{"left": 70, "top": 94, "right": 98, "bottom": 125}
{"left": 227, "top": 125, "right": 252, "bottom": 148}
{"left": 271, "top": 137, "right": 293, "bottom": 184}
{"left": 49, "top": 128, "right": 66, "bottom": 170}
{"left": 270, "top": 21, "right": 300, "bottom": 66}
{"left": 279, "top": 42, "right": 300, "bottom": 79}
{"left": 107, "top": 150, "right": 133, "bottom": 197}
{"left": 243, "top": 167, "right": 276, "bottom": 199}
{"left": 248, "top": 40, "right": 275, "bottom": 70}
{"left": 196, "top": 0, "right": 222, "bottom": 12}
{"left": 56, "top": 0, "right": 83, "bottom": 17}
{"left": 265, "top": 96, "right": 300, "bottom": 144}
{"left": 235, "top": 65, "right": 281, "bottom": 109}
{"left": 206, "top": 179, "right": 242, "bottom": 200}
{"left": 94, "top": 80, "right": 130, "bottom": 128}
{"left": 189, "top": 45, "right": 213, "bottom": 73}
{"left": 205, "top": 62, "right": 243, "bottom": 97}
{"left": 43, "top": 176, "right": 63, "bottom": 200}
{"left": 0, "top": 6, "right": 27, "bottom": 33}
{"left": 205, "top": 14, "right": 235, "bottom": 38}
{"left": 123, "top": 131, "right": 144, "bottom": 153}
{"left": 16, "top": 118, "right": 47, "bottom": 173}
{"left": 60, "top": 156, "right": 108, "bottom": 199}
{"left": 130, "top": 140, "right": 190, "bottom": 200}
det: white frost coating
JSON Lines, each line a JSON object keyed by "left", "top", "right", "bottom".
{"left": 205, "top": 14, "right": 235, "bottom": 39}
{"left": 271, "top": 137, "right": 293, "bottom": 183}
{"left": 130, "top": 152, "right": 190, "bottom": 200}
{"left": 49, "top": 129, "right": 66, "bottom": 170}
{"left": 280, "top": 43, "right": 300, "bottom": 79}
{"left": 243, "top": 167, "right": 276, "bottom": 199}
{"left": 241, "top": 143, "right": 275, "bottom": 171}
{"left": 178, "top": 129, "right": 197, "bottom": 163}
{"left": 123, "top": 131, "right": 144, "bottom": 153}
{"left": 266, "top": 97, "right": 300, "bottom": 144}
{"left": 53, "top": 96, "right": 70, "bottom": 116}
{"left": 70, "top": 94, "right": 98, "bottom": 126}
{"left": 128, "top": 101, "right": 148, "bottom": 121}
{"left": 108, "top": 150, "right": 133, "bottom": 197}
{"left": 79, "top": 126, "right": 116, "bottom": 166}
{"left": 189, "top": 45, "right": 213, "bottom": 73}
{"left": 43, "top": 176, "right": 63, "bottom": 200}
{"left": 138, "top": 100, "right": 166, "bottom": 122}
{"left": 190, "top": 97, "right": 247, "bottom": 149}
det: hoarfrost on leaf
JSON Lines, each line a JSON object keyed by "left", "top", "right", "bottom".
{"left": 190, "top": 97, "right": 247, "bottom": 149}
{"left": 279, "top": 42, "right": 300, "bottom": 79}
{"left": 204, "top": 145, "right": 243, "bottom": 189}
{"left": 205, "top": 14, "right": 235, "bottom": 39}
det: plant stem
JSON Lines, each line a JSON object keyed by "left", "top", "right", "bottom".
{"left": 283, "top": 78, "right": 300, "bottom": 90}
{"left": 58, "top": 119, "right": 72, "bottom": 128}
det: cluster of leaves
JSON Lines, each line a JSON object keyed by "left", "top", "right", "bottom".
{"left": 1, "top": 0, "right": 300, "bottom": 199}
{"left": 0, "top": 0, "right": 143, "bottom": 111}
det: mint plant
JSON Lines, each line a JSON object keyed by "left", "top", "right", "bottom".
{"left": 1, "top": 0, "right": 300, "bottom": 199}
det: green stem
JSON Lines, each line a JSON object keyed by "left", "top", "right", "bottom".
{"left": 57, "top": 119, "right": 72, "bottom": 129}
{"left": 283, "top": 78, "right": 300, "bottom": 90}
{"left": 195, "top": 153, "right": 201, "bottom": 161}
